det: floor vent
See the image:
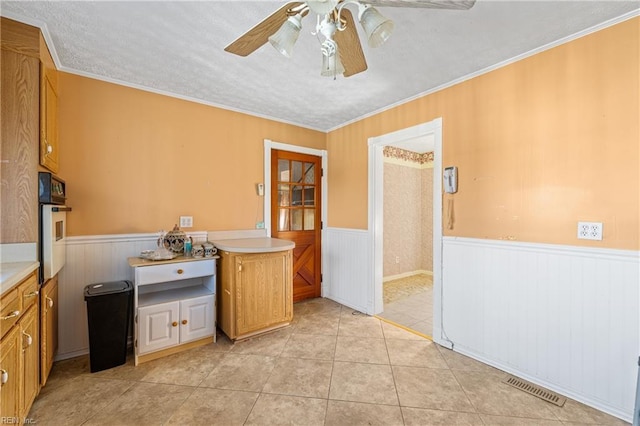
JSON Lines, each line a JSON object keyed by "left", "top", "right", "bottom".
{"left": 502, "top": 375, "right": 567, "bottom": 407}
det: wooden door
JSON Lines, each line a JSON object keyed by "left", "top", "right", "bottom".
{"left": 40, "top": 275, "right": 58, "bottom": 386}
{"left": 271, "top": 150, "right": 322, "bottom": 302}
{"left": 0, "top": 326, "right": 21, "bottom": 419}
{"left": 21, "top": 305, "right": 39, "bottom": 417}
{"left": 235, "top": 252, "right": 291, "bottom": 336}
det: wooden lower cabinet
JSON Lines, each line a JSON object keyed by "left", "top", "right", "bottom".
{"left": 218, "top": 250, "right": 293, "bottom": 340}
{"left": 0, "top": 270, "right": 42, "bottom": 421}
{"left": 40, "top": 275, "right": 58, "bottom": 386}
{"left": 21, "top": 305, "right": 39, "bottom": 418}
{"left": 0, "top": 326, "right": 21, "bottom": 420}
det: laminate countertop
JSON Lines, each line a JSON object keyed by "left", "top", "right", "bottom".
{"left": 212, "top": 237, "right": 295, "bottom": 253}
{"left": 1, "top": 261, "right": 39, "bottom": 296}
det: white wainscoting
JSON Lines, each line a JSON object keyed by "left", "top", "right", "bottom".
{"left": 324, "top": 228, "right": 372, "bottom": 314}
{"left": 57, "top": 232, "right": 207, "bottom": 360}
{"left": 442, "top": 236, "right": 639, "bottom": 422}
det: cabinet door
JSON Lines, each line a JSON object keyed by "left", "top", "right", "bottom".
{"left": 138, "top": 302, "right": 179, "bottom": 354}
{"left": 179, "top": 295, "right": 214, "bottom": 343}
{"left": 20, "top": 305, "right": 39, "bottom": 418}
{"left": 40, "top": 64, "right": 59, "bottom": 173}
{"left": 235, "top": 252, "right": 291, "bottom": 336}
{"left": 40, "top": 275, "right": 58, "bottom": 386}
{"left": 0, "top": 326, "right": 21, "bottom": 420}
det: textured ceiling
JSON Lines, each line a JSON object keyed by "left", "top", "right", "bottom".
{"left": 1, "top": 1, "right": 638, "bottom": 131}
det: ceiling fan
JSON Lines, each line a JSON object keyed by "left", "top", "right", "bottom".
{"left": 225, "top": 0, "right": 476, "bottom": 78}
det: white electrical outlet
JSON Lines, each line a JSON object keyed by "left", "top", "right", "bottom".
{"left": 395, "top": 256, "right": 400, "bottom": 264}
{"left": 180, "top": 216, "right": 193, "bottom": 228}
{"left": 577, "top": 221, "right": 603, "bottom": 241}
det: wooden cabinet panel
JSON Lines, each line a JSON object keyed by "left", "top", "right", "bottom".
{"left": 0, "top": 326, "right": 21, "bottom": 420}
{"left": 235, "top": 252, "right": 291, "bottom": 336}
{"left": 20, "top": 305, "right": 39, "bottom": 418}
{"left": 0, "top": 48, "right": 39, "bottom": 244}
{"left": 218, "top": 250, "right": 293, "bottom": 340}
{"left": 40, "top": 275, "right": 58, "bottom": 386}
{"left": 40, "top": 64, "right": 59, "bottom": 173}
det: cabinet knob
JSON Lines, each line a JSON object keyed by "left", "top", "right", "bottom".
{"left": 1, "top": 310, "right": 20, "bottom": 321}
{"left": 23, "top": 331, "right": 32, "bottom": 346}
{"left": 25, "top": 290, "right": 39, "bottom": 298}
{"left": 181, "top": 319, "right": 188, "bottom": 325}
{"left": 46, "top": 296, "right": 54, "bottom": 308}
{"left": 172, "top": 321, "right": 178, "bottom": 327}
{"left": 177, "top": 269, "right": 184, "bottom": 275}
{"left": 0, "top": 369, "right": 7, "bottom": 385}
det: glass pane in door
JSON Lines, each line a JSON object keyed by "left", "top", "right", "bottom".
{"left": 278, "top": 208, "right": 289, "bottom": 231}
{"left": 304, "top": 163, "right": 315, "bottom": 184}
{"left": 292, "top": 185, "right": 303, "bottom": 206}
{"left": 304, "top": 187, "right": 315, "bottom": 206}
{"left": 278, "top": 184, "right": 290, "bottom": 206}
{"left": 304, "top": 209, "right": 315, "bottom": 230}
{"left": 278, "top": 160, "right": 290, "bottom": 182}
{"left": 291, "top": 209, "right": 303, "bottom": 231}
{"left": 292, "top": 161, "right": 303, "bottom": 183}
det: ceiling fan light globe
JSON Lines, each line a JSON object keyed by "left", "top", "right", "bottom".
{"left": 321, "top": 51, "right": 345, "bottom": 77}
{"left": 268, "top": 15, "right": 302, "bottom": 58}
{"left": 359, "top": 6, "right": 394, "bottom": 48}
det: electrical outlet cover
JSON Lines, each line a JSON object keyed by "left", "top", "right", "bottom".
{"left": 180, "top": 216, "right": 193, "bottom": 228}
{"left": 577, "top": 221, "right": 602, "bottom": 241}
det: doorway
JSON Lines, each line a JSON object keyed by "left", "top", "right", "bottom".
{"left": 263, "top": 140, "right": 328, "bottom": 302}
{"left": 376, "top": 139, "right": 434, "bottom": 336}
{"left": 271, "top": 149, "right": 322, "bottom": 302}
{"left": 368, "top": 118, "right": 449, "bottom": 347}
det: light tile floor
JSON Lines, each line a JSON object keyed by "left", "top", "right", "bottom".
{"left": 29, "top": 298, "right": 628, "bottom": 425}
{"left": 379, "top": 275, "right": 433, "bottom": 336}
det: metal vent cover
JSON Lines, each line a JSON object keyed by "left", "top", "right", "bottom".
{"left": 503, "top": 375, "right": 567, "bottom": 407}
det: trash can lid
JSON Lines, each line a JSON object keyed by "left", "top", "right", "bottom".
{"left": 84, "top": 280, "right": 132, "bottom": 298}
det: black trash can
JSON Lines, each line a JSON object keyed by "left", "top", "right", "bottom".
{"left": 84, "top": 280, "right": 133, "bottom": 373}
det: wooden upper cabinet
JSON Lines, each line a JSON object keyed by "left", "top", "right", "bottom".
{"left": 40, "top": 64, "right": 59, "bottom": 173}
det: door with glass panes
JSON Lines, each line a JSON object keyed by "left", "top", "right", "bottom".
{"left": 271, "top": 149, "right": 321, "bottom": 302}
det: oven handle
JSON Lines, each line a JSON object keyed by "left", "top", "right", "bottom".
{"left": 51, "top": 207, "right": 72, "bottom": 212}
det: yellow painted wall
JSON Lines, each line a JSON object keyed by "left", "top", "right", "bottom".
{"left": 58, "top": 73, "right": 325, "bottom": 236}
{"left": 327, "top": 18, "right": 639, "bottom": 251}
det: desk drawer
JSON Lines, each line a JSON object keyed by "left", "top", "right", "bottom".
{"left": 136, "top": 260, "right": 215, "bottom": 286}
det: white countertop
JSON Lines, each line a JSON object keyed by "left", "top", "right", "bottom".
{"left": 1, "top": 261, "right": 39, "bottom": 295}
{"left": 212, "top": 237, "right": 295, "bottom": 253}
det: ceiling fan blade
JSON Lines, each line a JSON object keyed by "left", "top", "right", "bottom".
{"left": 359, "top": 0, "right": 476, "bottom": 10}
{"left": 334, "top": 9, "right": 367, "bottom": 77}
{"left": 225, "top": 2, "right": 305, "bottom": 57}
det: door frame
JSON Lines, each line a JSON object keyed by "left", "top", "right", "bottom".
{"left": 263, "top": 139, "right": 328, "bottom": 297}
{"left": 368, "top": 117, "right": 452, "bottom": 348}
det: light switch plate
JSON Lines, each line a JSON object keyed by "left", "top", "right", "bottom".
{"left": 180, "top": 216, "right": 193, "bottom": 228}
{"left": 577, "top": 221, "right": 602, "bottom": 240}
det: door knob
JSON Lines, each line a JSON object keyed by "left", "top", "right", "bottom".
{"left": 181, "top": 320, "right": 188, "bottom": 325}
{"left": 172, "top": 321, "right": 178, "bottom": 327}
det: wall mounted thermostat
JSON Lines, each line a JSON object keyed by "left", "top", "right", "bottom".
{"left": 444, "top": 166, "right": 458, "bottom": 194}
{"left": 256, "top": 183, "right": 264, "bottom": 196}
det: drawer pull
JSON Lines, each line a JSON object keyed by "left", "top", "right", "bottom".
{"left": 46, "top": 296, "right": 54, "bottom": 308}
{"left": 23, "top": 331, "right": 32, "bottom": 346}
{"left": 177, "top": 269, "right": 184, "bottom": 275}
{"left": 171, "top": 321, "right": 178, "bottom": 327}
{"left": 181, "top": 319, "right": 188, "bottom": 325}
{"left": 24, "top": 290, "right": 39, "bottom": 298}
{"left": 1, "top": 311, "right": 20, "bottom": 321}
{"left": 0, "top": 369, "right": 7, "bottom": 385}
